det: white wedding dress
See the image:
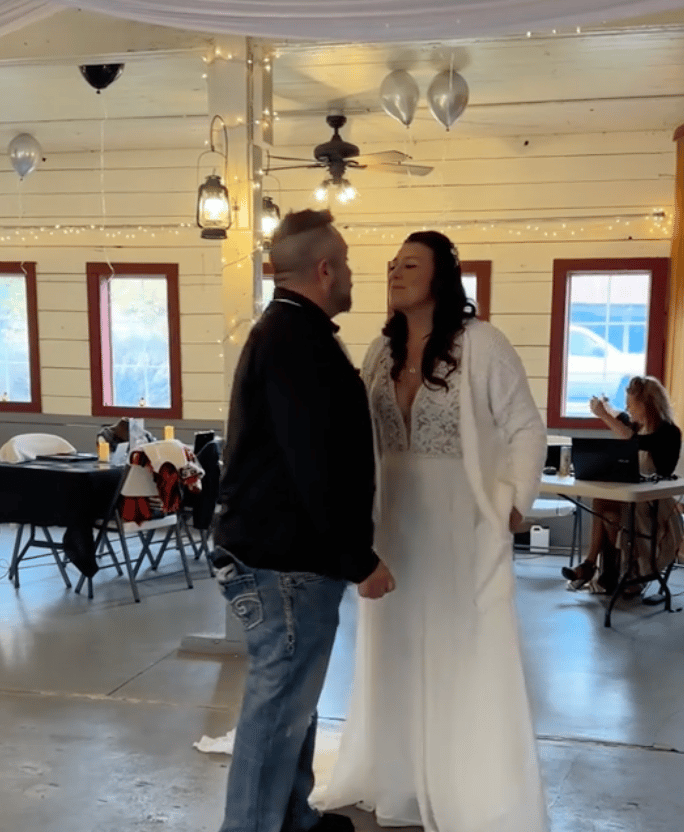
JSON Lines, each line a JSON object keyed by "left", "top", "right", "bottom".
{"left": 319, "top": 335, "right": 548, "bottom": 832}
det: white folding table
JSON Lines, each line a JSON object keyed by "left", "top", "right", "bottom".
{"left": 539, "top": 474, "right": 684, "bottom": 627}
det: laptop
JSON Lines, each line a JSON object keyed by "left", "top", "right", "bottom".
{"left": 571, "top": 437, "right": 641, "bottom": 483}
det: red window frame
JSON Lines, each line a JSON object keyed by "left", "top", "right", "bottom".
{"left": 263, "top": 259, "right": 492, "bottom": 321}
{"left": 461, "top": 260, "right": 491, "bottom": 321}
{"left": 0, "top": 261, "right": 41, "bottom": 413}
{"left": 547, "top": 257, "right": 669, "bottom": 430}
{"left": 87, "top": 262, "right": 182, "bottom": 420}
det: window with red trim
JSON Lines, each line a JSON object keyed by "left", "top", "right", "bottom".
{"left": 262, "top": 259, "right": 491, "bottom": 321}
{"left": 547, "top": 258, "right": 668, "bottom": 430}
{"left": 0, "top": 262, "right": 41, "bottom": 413}
{"left": 87, "top": 263, "right": 182, "bottom": 419}
{"left": 461, "top": 260, "right": 491, "bottom": 321}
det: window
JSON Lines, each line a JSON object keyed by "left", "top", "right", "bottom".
{"left": 548, "top": 258, "right": 668, "bottom": 429}
{"left": 0, "top": 262, "right": 41, "bottom": 413}
{"left": 260, "top": 262, "right": 276, "bottom": 312}
{"left": 260, "top": 259, "right": 492, "bottom": 322}
{"left": 461, "top": 261, "right": 491, "bottom": 321}
{"left": 87, "top": 263, "right": 182, "bottom": 419}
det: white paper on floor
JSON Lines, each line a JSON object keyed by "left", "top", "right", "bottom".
{"left": 193, "top": 725, "right": 342, "bottom": 800}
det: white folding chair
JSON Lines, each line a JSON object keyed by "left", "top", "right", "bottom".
{"left": 0, "top": 432, "right": 76, "bottom": 464}
{"left": 75, "top": 447, "right": 194, "bottom": 602}
{"left": 1, "top": 433, "right": 77, "bottom": 590}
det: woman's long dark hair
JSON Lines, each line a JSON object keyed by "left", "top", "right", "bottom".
{"left": 383, "top": 230, "right": 476, "bottom": 390}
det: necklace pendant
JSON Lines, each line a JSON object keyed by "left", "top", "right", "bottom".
{"left": 408, "top": 367, "right": 417, "bottom": 374}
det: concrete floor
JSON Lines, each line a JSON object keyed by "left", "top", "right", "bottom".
{"left": 1, "top": 531, "right": 684, "bottom": 832}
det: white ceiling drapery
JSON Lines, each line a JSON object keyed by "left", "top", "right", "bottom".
{"left": 1, "top": 0, "right": 684, "bottom": 42}
{"left": 0, "top": 2, "right": 57, "bottom": 34}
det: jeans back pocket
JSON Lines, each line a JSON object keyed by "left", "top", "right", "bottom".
{"left": 222, "top": 574, "right": 263, "bottom": 631}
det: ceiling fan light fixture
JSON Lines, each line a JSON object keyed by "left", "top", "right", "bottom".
{"left": 336, "top": 179, "right": 357, "bottom": 204}
{"left": 314, "top": 177, "right": 358, "bottom": 205}
{"left": 314, "top": 179, "right": 332, "bottom": 203}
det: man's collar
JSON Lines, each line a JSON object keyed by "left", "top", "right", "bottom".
{"left": 272, "top": 287, "right": 340, "bottom": 333}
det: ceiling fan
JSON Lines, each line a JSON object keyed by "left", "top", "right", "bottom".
{"left": 265, "top": 113, "right": 434, "bottom": 188}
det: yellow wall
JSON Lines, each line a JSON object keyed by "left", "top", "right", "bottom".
{"left": 267, "top": 129, "right": 675, "bottom": 424}
{"left": 0, "top": 147, "right": 225, "bottom": 422}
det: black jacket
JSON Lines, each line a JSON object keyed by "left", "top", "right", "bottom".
{"left": 618, "top": 412, "right": 681, "bottom": 477}
{"left": 214, "top": 288, "right": 379, "bottom": 583}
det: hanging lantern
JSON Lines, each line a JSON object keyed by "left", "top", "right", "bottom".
{"left": 196, "top": 116, "right": 232, "bottom": 240}
{"left": 196, "top": 174, "right": 231, "bottom": 239}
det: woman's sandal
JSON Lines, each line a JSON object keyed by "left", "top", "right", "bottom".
{"left": 561, "top": 560, "right": 597, "bottom": 587}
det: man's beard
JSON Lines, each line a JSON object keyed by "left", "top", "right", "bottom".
{"left": 331, "top": 283, "right": 352, "bottom": 315}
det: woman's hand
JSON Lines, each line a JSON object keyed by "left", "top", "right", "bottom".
{"left": 589, "top": 395, "right": 610, "bottom": 420}
{"left": 509, "top": 506, "right": 524, "bottom": 533}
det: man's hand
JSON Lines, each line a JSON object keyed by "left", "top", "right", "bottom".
{"left": 358, "top": 560, "right": 395, "bottom": 599}
{"left": 509, "top": 506, "right": 524, "bottom": 534}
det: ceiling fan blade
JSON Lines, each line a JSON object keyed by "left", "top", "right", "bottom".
{"left": 402, "top": 164, "right": 433, "bottom": 176}
{"left": 368, "top": 163, "right": 434, "bottom": 176}
{"left": 266, "top": 163, "right": 324, "bottom": 172}
{"left": 267, "top": 154, "right": 317, "bottom": 163}
{"left": 355, "top": 150, "right": 410, "bottom": 164}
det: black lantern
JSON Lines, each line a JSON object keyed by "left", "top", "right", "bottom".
{"left": 196, "top": 116, "right": 232, "bottom": 239}
{"left": 197, "top": 174, "right": 231, "bottom": 239}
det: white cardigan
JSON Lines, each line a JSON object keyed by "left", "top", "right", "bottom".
{"left": 363, "top": 318, "right": 546, "bottom": 608}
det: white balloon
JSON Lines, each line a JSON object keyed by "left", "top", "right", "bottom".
{"left": 427, "top": 71, "right": 469, "bottom": 131}
{"left": 380, "top": 70, "right": 419, "bottom": 128}
{"left": 8, "top": 133, "right": 42, "bottom": 179}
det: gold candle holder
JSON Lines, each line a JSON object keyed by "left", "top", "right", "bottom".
{"left": 97, "top": 440, "right": 110, "bottom": 462}
{"left": 163, "top": 425, "right": 175, "bottom": 440}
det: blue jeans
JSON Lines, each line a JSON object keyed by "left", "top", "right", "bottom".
{"left": 215, "top": 548, "right": 347, "bottom": 832}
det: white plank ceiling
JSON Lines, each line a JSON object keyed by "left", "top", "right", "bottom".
{"left": 0, "top": 9, "right": 682, "bottom": 155}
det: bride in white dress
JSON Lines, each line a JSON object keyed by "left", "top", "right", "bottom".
{"left": 320, "top": 232, "right": 548, "bottom": 832}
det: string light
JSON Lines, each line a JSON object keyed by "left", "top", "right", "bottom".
{"left": 0, "top": 222, "right": 201, "bottom": 245}
{"left": 340, "top": 211, "right": 668, "bottom": 233}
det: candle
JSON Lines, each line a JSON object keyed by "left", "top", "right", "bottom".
{"left": 97, "top": 439, "right": 110, "bottom": 462}
{"left": 163, "top": 425, "right": 175, "bottom": 440}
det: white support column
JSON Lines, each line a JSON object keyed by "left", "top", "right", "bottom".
{"left": 181, "top": 38, "right": 257, "bottom": 657}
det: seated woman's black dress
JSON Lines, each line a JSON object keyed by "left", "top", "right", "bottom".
{"left": 601, "top": 414, "right": 682, "bottom": 587}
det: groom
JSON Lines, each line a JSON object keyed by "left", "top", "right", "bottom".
{"left": 213, "top": 208, "right": 394, "bottom": 832}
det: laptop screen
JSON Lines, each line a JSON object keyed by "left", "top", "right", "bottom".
{"left": 571, "top": 437, "right": 640, "bottom": 483}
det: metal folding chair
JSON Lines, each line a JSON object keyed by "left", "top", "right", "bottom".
{"left": 75, "top": 457, "right": 193, "bottom": 602}
{"left": 1, "top": 433, "right": 78, "bottom": 590}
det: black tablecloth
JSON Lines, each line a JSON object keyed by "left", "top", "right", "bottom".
{"left": 0, "top": 459, "right": 123, "bottom": 576}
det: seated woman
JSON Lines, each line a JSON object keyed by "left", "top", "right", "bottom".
{"left": 562, "top": 375, "right": 683, "bottom": 595}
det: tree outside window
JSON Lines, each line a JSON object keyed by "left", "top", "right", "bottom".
{"left": 87, "top": 263, "right": 182, "bottom": 419}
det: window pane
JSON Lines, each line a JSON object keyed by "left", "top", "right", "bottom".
{"left": 564, "top": 271, "right": 650, "bottom": 417}
{"left": 262, "top": 276, "right": 275, "bottom": 310}
{"left": 0, "top": 275, "right": 31, "bottom": 402}
{"left": 461, "top": 274, "right": 477, "bottom": 309}
{"left": 105, "top": 276, "right": 171, "bottom": 408}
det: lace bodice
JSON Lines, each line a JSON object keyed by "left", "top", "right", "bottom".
{"left": 366, "top": 340, "right": 463, "bottom": 457}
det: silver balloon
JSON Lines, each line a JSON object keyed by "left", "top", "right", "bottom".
{"left": 379, "top": 70, "right": 419, "bottom": 128}
{"left": 427, "top": 70, "right": 469, "bottom": 131}
{"left": 8, "top": 133, "right": 42, "bottom": 179}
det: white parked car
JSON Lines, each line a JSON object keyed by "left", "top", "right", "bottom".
{"left": 564, "top": 324, "right": 644, "bottom": 416}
